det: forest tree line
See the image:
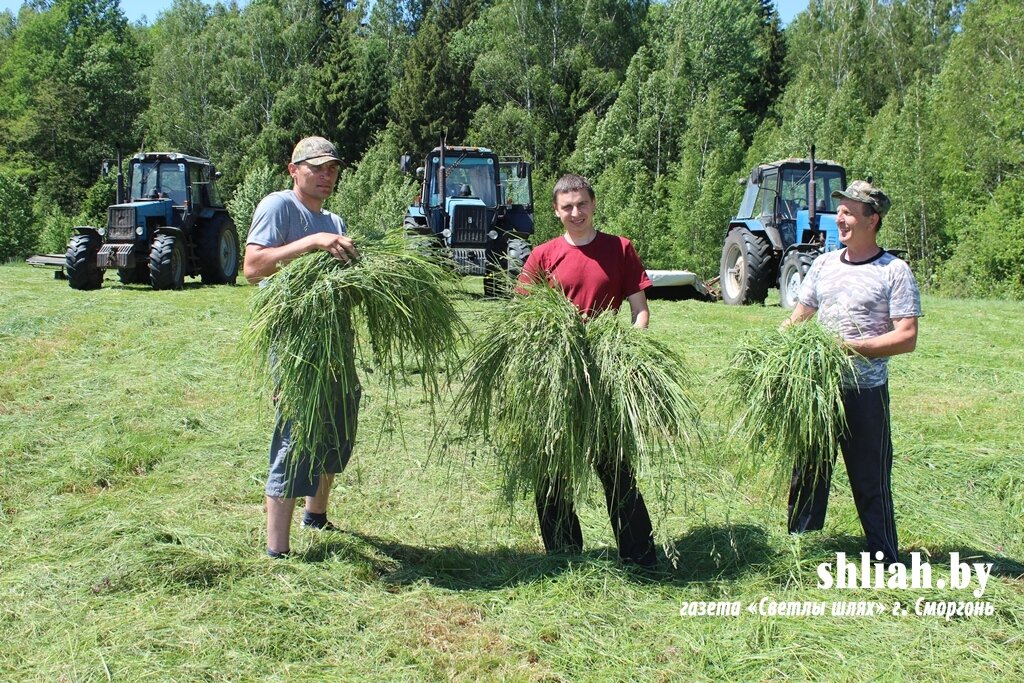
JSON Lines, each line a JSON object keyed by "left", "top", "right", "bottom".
{"left": 1, "top": 0, "right": 1021, "bottom": 298}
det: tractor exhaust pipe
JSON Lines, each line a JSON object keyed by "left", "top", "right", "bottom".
{"left": 808, "top": 144, "right": 818, "bottom": 236}
{"left": 437, "top": 136, "right": 447, "bottom": 212}
{"left": 116, "top": 148, "right": 125, "bottom": 205}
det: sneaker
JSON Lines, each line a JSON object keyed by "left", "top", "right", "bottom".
{"left": 301, "top": 519, "right": 340, "bottom": 532}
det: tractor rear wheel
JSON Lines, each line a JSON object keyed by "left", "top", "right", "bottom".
{"left": 720, "top": 228, "right": 772, "bottom": 305}
{"left": 778, "top": 250, "right": 816, "bottom": 310}
{"left": 150, "top": 233, "right": 185, "bottom": 290}
{"left": 199, "top": 218, "right": 239, "bottom": 285}
{"left": 507, "top": 238, "right": 532, "bottom": 280}
{"left": 66, "top": 233, "right": 104, "bottom": 290}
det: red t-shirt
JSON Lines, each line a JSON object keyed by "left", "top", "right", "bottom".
{"left": 519, "top": 231, "right": 652, "bottom": 315}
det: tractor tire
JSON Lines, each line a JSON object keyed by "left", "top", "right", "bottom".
{"left": 150, "top": 233, "right": 186, "bottom": 290}
{"left": 506, "top": 238, "right": 532, "bottom": 280}
{"left": 118, "top": 263, "right": 149, "bottom": 285}
{"left": 199, "top": 218, "right": 239, "bottom": 285}
{"left": 65, "top": 233, "right": 104, "bottom": 290}
{"left": 719, "top": 228, "right": 772, "bottom": 305}
{"left": 778, "top": 250, "right": 816, "bottom": 310}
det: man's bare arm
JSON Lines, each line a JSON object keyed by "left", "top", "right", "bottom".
{"left": 845, "top": 317, "right": 918, "bottom": 358}
{"left": 244, "top": 233, "right": 357, "bottom": 283}
{"left": 627, "top": 290, "right": 649, "bottom": 329}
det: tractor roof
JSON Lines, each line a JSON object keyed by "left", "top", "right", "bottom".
{"left": 757, "top": 157, "right": 844, "bottom": 171}
{"left": 131, "top": 152, "right": 213, "bottom": 166}
{"left": 429, "top": 145, "right": 495, "bottom": 156}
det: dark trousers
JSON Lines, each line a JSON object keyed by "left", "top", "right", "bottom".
{"left": 535, "top": 457, "right": 657, "bottom": 565}
{"left": 788, "top": 383, "right": 899, "bottom": 562}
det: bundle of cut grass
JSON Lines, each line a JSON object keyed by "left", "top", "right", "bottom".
{"left": 446, "top": 281, "right": 702, "bottom": 506}
{"left": 244, "top": 229, "right": 464, "bottom": 469}
{"left": 724, "top": 320, "right": 860, "bottom": 482}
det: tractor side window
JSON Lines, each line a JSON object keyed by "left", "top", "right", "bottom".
{"left": 756, "top": 171, "right": 778, "bottom": 217}
{"left": 205, "top": 168, "right": 224, "bottom": 207}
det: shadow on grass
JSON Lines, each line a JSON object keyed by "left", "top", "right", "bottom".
{"left": 918, "top": 546, "right": 1024, "bottom": 578}
{"left": 296, "top": 524, "right": 779, "bottom": 590}
{"left": 657, "top": 523, "right": 777, "bottom": 585}
{"left": 302, "top": 532, "right": 571, "bottom": 589}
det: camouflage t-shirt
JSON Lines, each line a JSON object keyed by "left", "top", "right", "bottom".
{"left": 799, "top": 249, "right": 922, "bottom": 388}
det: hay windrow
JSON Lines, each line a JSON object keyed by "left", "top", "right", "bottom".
{"left": 243, "top": 229, "right": 465, "bottom": 468}
{"left": 446, "top": 281, "right": 703, "bottom": 507}
{"left": 724, "top": 320, "right": 860, "bottom": 484}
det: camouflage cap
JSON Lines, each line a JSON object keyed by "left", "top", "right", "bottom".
{"left": 291, "top": 136, "right": 341, "bottom": 165}
{"left": 831, "top": 180, "right": 891, "bottom": 218}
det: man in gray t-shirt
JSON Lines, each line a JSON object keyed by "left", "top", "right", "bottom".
{"left": 244, "top": 136, "right": 359, "bottom": 559}
{"left": 785, "top": 180, "right": 922, "bottom": 563}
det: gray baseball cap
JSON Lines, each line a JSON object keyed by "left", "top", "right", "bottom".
{"left": 291, "top": 136, "right": 341, "bottom": 165}
{"left": 832, "top": 180, "right": 891, "bottom": 217}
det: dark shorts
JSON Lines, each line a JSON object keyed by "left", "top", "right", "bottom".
{"left": 265, "top": 388, "right": 361, "bottom": 499}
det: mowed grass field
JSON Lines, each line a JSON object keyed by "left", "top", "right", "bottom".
{"left": 1, "top": 262, "right": 1022, "bottom": 682}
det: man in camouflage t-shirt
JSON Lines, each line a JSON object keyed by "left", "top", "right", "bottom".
{"left": 785, "top": 180, "right": 922, "bottom": 563}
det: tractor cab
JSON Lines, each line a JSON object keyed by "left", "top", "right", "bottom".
{"left": 735, "top": 158, "right": 847, "bottom": 254}
{"left": 402, "top": 145, "right": 534, "bottom": 296}
{"left": 720, "top": 150, "right": 848, "bottom": 308}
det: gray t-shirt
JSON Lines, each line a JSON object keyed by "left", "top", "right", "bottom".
{"left": 799, "top": 249, "right": 922, "bottom": 388}
{"left": 246, "top": 190, "right": 346, "bottom": 248}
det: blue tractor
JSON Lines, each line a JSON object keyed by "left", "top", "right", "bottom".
{"left": 400, "top": 145, "right": 533, "bottom": 296}
{"left": 65, "top": 152, "right": 238, "bottom": 290}
{"left": 719, "top": 151, "right": 847, "bottom": 308}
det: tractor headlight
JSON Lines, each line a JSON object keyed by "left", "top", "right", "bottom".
{"left": 136, "top": 227, "right": 144, "bottom": 236}
{"left": 442, "top": 229, "right": 451, "bottom": 238}
{"left": 487, "top": 230, "right": 498, "bottom": 240}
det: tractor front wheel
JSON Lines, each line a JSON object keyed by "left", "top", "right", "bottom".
{"left": 150, "top": 233, "right": 185, "bottom": 290}
{"left": 778, "top": 250, "right": 816, "bottom": 310}
{"left": 66, "top": 233, "right": 104, "bottom": 290}
{"left": 719, "top": 228, "right": 772, "bottom": 305}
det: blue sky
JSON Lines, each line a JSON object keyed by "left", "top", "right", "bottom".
{"left": 3, "top": 0, "right": 810, "bottom": 26}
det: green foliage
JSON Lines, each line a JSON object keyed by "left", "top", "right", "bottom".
{"left": 33, "top": 205, "right": 77, "bottom": 255}
{"left": 2, "top": 0, "right": 1022, "bottom": 297}
{"left": 390, "top": 0, "right": 481, "bottom": 157}
{"left": 327, "top": 130, "right": 416, "bottom": 238}
{"left": 935, "top": 178, "right": 1024, "bottom": 299}
{"left": 78, "top": 170, "right": 116, "bottom": 226}
{"left": 0, "top": 0, "right": 147, "bottom": 211}
{"left": 447, "top": 281, "right": 702, "bottom": 507}
{"left": 227, "top": 163, "right": 289, "bottom": 251}
{"left": 930, "top": 0, "right": 1024, "bottom": 241}
{"left": 454, "top": 0, "right": 647, "bottom": 171}
{"left": 0, "top": 170, "right": 36, "bottom": 261}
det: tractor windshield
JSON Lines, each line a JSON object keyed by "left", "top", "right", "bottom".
{"left": 780, "top": 167, "right": 845, "bottom": 215}
{"left": 426, "top": 155, "right": 497, "bottom": 207}
{"left": 130, "top": 162, "right": 188, "bottom": 205}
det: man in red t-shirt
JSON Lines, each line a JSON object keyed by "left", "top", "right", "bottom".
{"left": 518, "top": 173, "right": 657, "bottom": 568}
